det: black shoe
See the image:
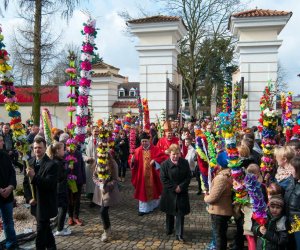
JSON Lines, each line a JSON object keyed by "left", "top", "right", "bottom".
{"left": 176, "top": 235, "right": 185, "bottom": 242}
{"left": 166, "top": 229, "right": 174, "bottom": 235}
{"left": 138, "top": 212, "right": 146, "bottom": 216}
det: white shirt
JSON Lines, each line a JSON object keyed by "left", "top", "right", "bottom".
{"left": 185, "top": 145, "right": 196, "bottom": 171}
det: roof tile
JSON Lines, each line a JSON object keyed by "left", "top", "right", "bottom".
{"left": 112, "top": 101, "right": 138, "bottom": 108}
{"left": 232, "top": 9, "right": 291, "bottom": 18}
{"left": 127, "top": 15, "right": 181, "bottom": 24}
{"left": 92, "top": 71, "right": 125, "bottom": 79}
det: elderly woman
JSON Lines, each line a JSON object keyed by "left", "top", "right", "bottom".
{"left": 160, "top": 144, "right": 191, "bottom": 242}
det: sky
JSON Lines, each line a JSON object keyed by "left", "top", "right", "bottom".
{"left": 1, "top": 0, "right": 300, "bottom": 93}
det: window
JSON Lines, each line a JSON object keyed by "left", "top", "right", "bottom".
{"left": 129, "top": 87, "right": 136, "bottom": 97}
{"left": 119, "top": 87, "right": 125, "bottom": 97}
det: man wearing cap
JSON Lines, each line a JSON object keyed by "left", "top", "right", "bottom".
{"left": 130, "top": 132, "right": 166, "bottom": 216}
{"left": 156, "top": 121, "right": 179, "bottom": 161}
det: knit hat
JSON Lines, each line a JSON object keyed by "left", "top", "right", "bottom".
{"left": 268, "top": 195, "right": 284, "bottom": 208}
{"left": 140, "top": 132, "right": 150, "bottom": 140}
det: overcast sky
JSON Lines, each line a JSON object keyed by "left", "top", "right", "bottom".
{"left": 1, "top": 0, "right": 299, "bottom": 93}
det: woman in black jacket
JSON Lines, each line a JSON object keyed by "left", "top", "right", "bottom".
{"left": 114, "top": 130, "right": 129, "bottom": 182}
{"left": 47, "top": 142, "right": 71, "bottom": 236}
{"left": 284, "top": 156, "right": 300, "bottom": 249}
{"left": 160, "top": 144, "right": 191, "bottom": 242}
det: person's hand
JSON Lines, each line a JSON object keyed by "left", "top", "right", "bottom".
{"left": 259, "top": 225, "right": 267, "bottom": 235}
{"left": 150, "top": 160, "right": 155, "bottom": 166}
{"left": 0, "top": 186, "right": 13, "bottom": 198}
{"left": 131, "top": 156, "right": 135, "bottom": 164}
{"left": 29, "top": 199, "right": 37, "bottom": 206}
{"left": 26, "top": 168, "right": 35, "bottom": 179}
{"left": 175, "top": 185, "right": 181, "bottom": 193}
{"left": 8, "top": 151, "right": 13, "bottom": 156}
{"left": 120, "top": 140, "right": 124, "bottom": 144}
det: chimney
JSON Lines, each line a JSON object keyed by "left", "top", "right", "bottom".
{"left": 124, "top": 77, "right": 128, "bottom": 83}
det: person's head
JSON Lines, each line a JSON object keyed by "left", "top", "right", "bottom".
{"left": 206, "top": 122, "right": 213, "bottom": 133}
{"left": 267, "top": 182, "right": 283, "bottom": 199}
{"left": 140, "top": 132, "right": 150, "bottom": 149}
{"left": 167, "top": 144, "right": 181, "bottom": 163}
{"left": 268, "top": 196, "right": 284, "bottom": 218}
{"left": 187, "top": 122, "right": 194, "bottom": 131}
{"left": 276, "top": 125, "right": 283, "bottom": 133}
{"left": 274, "top": 145, "right": 295, "bottom": 167}
{"left": 150, "top": 123, "right": 156, "bottom": 130}
{"left": 247, "top": 164, "right": 262, "bottom": 182}
{"left": 184, "top": 137, "right": 192, "bottom": 147}
{"left": 31, "top": 124, "right": 40, "bottom": 134}
{"left": 290, "top": 156, "right": 300, "bottom": 180}
{"left": 243, "top": 132, "right": 255, "bottom": 141}
{"left": 287, "top": 140, "right": 300, "bottom": 156}
{"left": 59, "top": 133, "right": 70, "bottom": 144}
{"left": 241, "top": 138, "right": 254, "bottom": 151}
{"left": 92, "top": 126, "right": 100, "bottom": 137}
{"left": 2, "top": 124, "right": 10, "bottom": 135}
{"left": 165, "top": 131, "right": 173, "bottom": 140}
{"left": 33, "top": 136, "right": 47, "bottom": 159}
{"left": 46, "top": 142, "right": 65, "bottom": 159}
{"left": 119, "top": 129, "right": 126, "bottom": 139}
{"left": 237, "top": 144, "right": 250, "bottom": 158}
{"left": 53, "top": 129, "right": 64, "bottom": 142}
{"left": 0, "top": 135, "right": 4, "bottom": 149}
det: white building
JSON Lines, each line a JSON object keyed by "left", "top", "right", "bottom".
{"left": 229, "top": 9, "right": 292, "bottom": 126}
{"left": 127, "top": 15, "right": 188, "bottom": 120}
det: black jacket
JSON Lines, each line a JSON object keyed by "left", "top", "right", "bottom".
{"left": 54, "top": 157, "right": 68, "bottom": 207}
{"left": 284, "top": 177, "right": 300, "bottom": 224}
{"left": 160, "top": 158, "right": 191, "bottom": 216}
{"left": 23, "top": 154, "right": 58, "bottom": 220}
{"left": 0, "top": 150, "right": 17, "bottom": 205}
{"left": 252, "top": 213, "right": 288, "bottom": 250}
{"left": 114, "top": 137, "right": 130, "bottom": 162}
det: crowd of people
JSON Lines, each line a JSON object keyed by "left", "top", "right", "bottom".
{"left": 0, "top": 118, "right": 300, "bottom": 250}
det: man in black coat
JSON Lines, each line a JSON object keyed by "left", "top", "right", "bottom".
{"left": 0, "top": 135, "right": 18, "bottom": 250}
{"left": 160, "top": 144, "right": 191, "bottom": 242}
{"left": 24, "top": 136, "right": 58, "bottom": 250}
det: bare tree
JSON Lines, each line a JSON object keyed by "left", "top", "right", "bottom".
{"left": 275, "top": 61, "right": 288, "bottom": 94}
{"left": 3, "top": 0, "right": 85, "bottom": 125}
{"left": 120, "top": 0, "right": 245, "bottom": 116}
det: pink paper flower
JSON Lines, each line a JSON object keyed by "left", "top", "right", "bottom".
{"left": 80, "top": 60, "right": 92, "bottom": 71}
{"left": 66, "top": 106, "right": 76, "bottom": 112}
{"left": 82, "top": 43, "right": 94, "bottom": 54}
{"left": 83, "top": 25, "right": 95, "bottom": 34}
{"left": 65, "top": 68, "right": 77, "bottom": 74}
{"left": 78, "top": 96, "right": 88, "bottom": 106}
{"left": 67, "top": 93, "right": 77, "bottom": 99}
{"left": 79, "top": 78, "right": 91, "bottom": 87}
{"left": 67, "top": 122, "right": 76, "bottom": 130}
{"left": 65, "top": 80, "right": 77, "bottom": 87}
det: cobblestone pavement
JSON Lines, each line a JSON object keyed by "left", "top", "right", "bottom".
{"left": 18, "top": 172, "right": 237, "bottom": 250}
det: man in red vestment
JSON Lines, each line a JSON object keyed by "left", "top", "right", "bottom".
{"left": 129, "top": 132, "right": 166, "bottom": 216}
{"left": 156, "top": 121, "right": 179, "bottom": 161}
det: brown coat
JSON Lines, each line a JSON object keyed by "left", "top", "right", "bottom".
{"left": 204, "top": 168, "right": 233, "bottom": 216}
{"left": 92, "top": 157, "right": 121, "bottom": 207}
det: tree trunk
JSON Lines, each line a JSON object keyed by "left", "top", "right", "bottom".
{"left": 188, "top": 94, "right": 196, "bottom": 118}
{"left": 32, "top": 0, "right": 42, "bottom": 125}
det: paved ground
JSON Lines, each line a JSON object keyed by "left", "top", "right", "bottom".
{"left": 16, "top": 172, "right": 238, "bottom": 250}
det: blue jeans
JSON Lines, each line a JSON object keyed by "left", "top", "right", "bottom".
{"left": 0, "top": 202, "right": 17, "bottom": 249}
{"left": 295, "top": 231, "right": 300, "bottom": 250}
